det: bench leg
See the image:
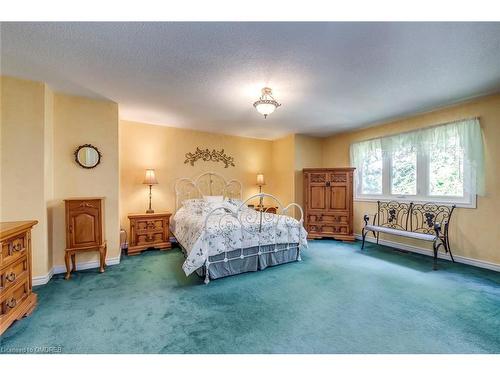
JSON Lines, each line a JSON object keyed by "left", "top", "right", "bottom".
{"left": 361, "top": 229, "right": 367, "bottom": 249}
{"left": 444, "top": 239, "right": 455, "bottom": 263}
{"left": 432, "top": 241, "right": 438, "bottom": 271}
{"left": 376, "top": 232, "right": 380, "bottom": 245}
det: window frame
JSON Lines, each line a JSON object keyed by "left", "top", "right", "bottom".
{"left": 355, "top": 146, "right": 476, "bottom": 208}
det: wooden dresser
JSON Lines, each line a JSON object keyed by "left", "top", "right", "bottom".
{"left": 64, "top": 198, "right": 107, "bottom": 280}
{"left": 0, "top": 220, "right": 38, "bottom": 335}
{"left": 303, "top": 168, "right": 355, "bottom": 241}
{"left": 128, "top": 212, "right": 171, "bottom": 255}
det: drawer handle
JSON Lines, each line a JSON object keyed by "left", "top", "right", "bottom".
{"left": 6, "top": 298, "right": 17, "bottom": 309}
{"left": 6, "top": 272, "right": 16, "bottom": 282}
{"left": 9, "top": 243, "right": 24, "bottom": 253}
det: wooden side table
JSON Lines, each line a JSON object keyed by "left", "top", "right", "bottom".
{"left": 64, "top": 198, "right": 107, "bottom": 280}
{"left": 248, "top": 205, "right": 278, "bottom": 214}
{"left": 128, "top": 212, "right": 171, "bottom": 255}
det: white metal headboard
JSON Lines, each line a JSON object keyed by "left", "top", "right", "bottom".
{"left": 174, "top": 172, "right": 242, "bottom": 212}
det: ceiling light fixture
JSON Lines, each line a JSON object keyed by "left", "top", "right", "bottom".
{"left": 253, "top": 87, "right": 281, "bottom": 119}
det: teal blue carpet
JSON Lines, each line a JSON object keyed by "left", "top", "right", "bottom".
{"left": 1, "top": 240, "right": 499, "bottom": 353}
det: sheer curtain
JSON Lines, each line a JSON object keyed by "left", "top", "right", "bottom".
{"left": 349, "top": 118, "right": 485, "bottom": 196}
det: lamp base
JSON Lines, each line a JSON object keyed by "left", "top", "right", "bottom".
{"left": 146, "top": 209, "right": 154, "bottom": 214}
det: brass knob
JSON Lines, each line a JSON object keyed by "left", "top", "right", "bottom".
{"left": 6, "top": 298, "right": 17, "bottom": 309}
{"left": 6, "top": 272, "right": 16, "bottom": 282}
{"left": 9, "top": 243, "right": 23, "bottom": 253}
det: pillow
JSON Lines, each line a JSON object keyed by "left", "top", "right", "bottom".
{"left": 203, "top": 195, "right": 224, "bottom": 203}
{"left": 182, "top": 199, "right": 206, "bottom": 214}
{"left": 225, "top": 198, "right": 244, "bottom": 209}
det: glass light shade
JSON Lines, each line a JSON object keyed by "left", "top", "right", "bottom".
{"left": 143, "top": 169, "right": 158, "bottom": 185}
{"left": 255, "top": 102, "right": 277, "bottom": 116}
{"left": 256, "top": 173, "right": 266, "bottom": 186}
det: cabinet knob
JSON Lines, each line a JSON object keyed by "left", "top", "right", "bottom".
{"left": 6, "top": 272, "right": 16, "bottom": 282}
{"left": 9, "top": 243, "right": 23, "bottom": 253}
{"left": 6, "top": 298, "right": 17, "bottom": 309}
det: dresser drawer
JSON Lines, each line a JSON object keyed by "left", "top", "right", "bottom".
{"left": 0, "top": 275, "right": 29, "bottom": 318}
{"left": 0, "top": 255, "right": 29, "bottom": 297}
{"left": 0, "top": 232, "right": 28, "bottom": 268}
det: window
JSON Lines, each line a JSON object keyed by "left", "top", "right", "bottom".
{"left": 360, "top": 148, "right": 382, "bottom": 195}
{"left": 350, "top": 118, "right": 484, "bottom": 208}
{"left": 391, "top": 148, "right": 417, "bottom": 195}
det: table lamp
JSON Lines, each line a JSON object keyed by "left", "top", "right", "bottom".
{"left": 143, "top": 169, "right": 158, "bottom": 213}
{"left": 256, "top": 173, "right": 266, "bottom": 193}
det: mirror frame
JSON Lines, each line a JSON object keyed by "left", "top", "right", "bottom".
{"left": 74, "top": 144, "right": 102, "bottom": 169}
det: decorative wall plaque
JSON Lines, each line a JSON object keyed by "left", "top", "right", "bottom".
{"left": 184, "top": 148, "right": 235, "bottom": 168}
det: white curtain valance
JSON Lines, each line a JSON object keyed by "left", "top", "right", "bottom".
{"left": 349, "top": 118, "right": 485, "bottom": 196}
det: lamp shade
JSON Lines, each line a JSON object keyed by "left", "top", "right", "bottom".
{"left": 143, "top": 169, "right": 158, "bottom": 185}
{"left": 256, "top": 173, "right": 265, "bottom": 186}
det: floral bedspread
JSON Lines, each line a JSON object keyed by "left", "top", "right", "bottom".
{"left": 170, "top": 200, "right": 308, "bottom": 276}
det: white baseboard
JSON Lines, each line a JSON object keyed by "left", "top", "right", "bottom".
{"left": 32, "top": 255, "right": 122, "bottom": 286}
{"left": 32, "top": 268, "right": 54, "bottom": 286}
{"left": 355, "top": 234, "right": 500, "bottom": 272}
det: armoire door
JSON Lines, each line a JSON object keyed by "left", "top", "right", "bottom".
{"left": 67, "top": 200, "right": 102, "bottom": 249}
{"left": 328, "top": 171, "right": 350, "bottom": 211}
{"left": 306, "top": 171, "right": 329, "bottom": 211}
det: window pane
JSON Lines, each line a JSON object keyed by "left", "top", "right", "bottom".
{"left": 391, "top": 148, "right": 417, "bottom": 195}
{"left": 429, "top": 138, "right": 464, "bottom": 196}
{"left": 361, "top": 149, "right": 382, "bottom": 194}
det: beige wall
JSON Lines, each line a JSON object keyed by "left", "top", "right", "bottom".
{"left": 322, "top": 94, "right": 500, "bottom": 265}
{"left": 294, "top": 134, "right": 323, "bottom": 214}
{"left": 270, "top": 134, "right": 295, "bottom": 208}
{"left": 119, "top": 120, "right": 275, "bottom": 232}
{"left": 1, "top": 76, "right": 120, "bottom": 277}
{"left": 51, "top": 94, "right": 120, "bottom": 266}
{"left": 1, "top": 76, "right": 51, "bottom": 276}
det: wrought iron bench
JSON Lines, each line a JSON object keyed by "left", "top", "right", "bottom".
{"left": 362, "top": 201, "right": 455, "bottom": 270}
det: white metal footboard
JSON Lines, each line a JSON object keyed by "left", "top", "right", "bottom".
{"left": 201, "top": 193, "right": 305, "bottom": 284}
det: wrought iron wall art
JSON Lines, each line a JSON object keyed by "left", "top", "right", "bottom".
{"left": 184, "top": 147, "right": 235, "bottom": 168}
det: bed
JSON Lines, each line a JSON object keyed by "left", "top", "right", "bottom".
{"left": 170, "top": 172, "right": 308, "bottom": 284}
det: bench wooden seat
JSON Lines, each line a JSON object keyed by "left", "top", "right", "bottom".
{"left": 362, "top": 201, "right": 455, "bottom": 270}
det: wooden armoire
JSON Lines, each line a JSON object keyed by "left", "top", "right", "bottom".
{"left": 303, "top": 168, "right": 355, "bottom": 241}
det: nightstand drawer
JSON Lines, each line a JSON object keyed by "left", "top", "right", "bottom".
{"left": 134, "top": 219, "right": 166, "bottom": 232}
{"left": 136, "top": 232, "right": 167, "bottom": 245}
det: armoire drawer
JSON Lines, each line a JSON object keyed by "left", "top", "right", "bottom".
{"left": 0, "top": 255, "right": 29, "bottom": 296}
{"left": 0, "top": 232, "right": 27, "bottom": 268}
{"left": 320, "top": 224, "right": 349, "bottom": 235}
{"left": 307, "top": 213, "right": 349, "bottom": 224}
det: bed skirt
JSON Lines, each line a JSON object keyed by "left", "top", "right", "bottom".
{"left": 178, "top": 243, "right": 300, "bottom": 280}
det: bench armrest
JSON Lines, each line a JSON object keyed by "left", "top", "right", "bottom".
{"left": 363, "top": 213, "right": 377, "bottom": 226}
{"left": 434, "top": 222, "right": 442, "bottom": 237}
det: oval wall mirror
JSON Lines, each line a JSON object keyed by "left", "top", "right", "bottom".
{"left": 74, "top": 144, "right": 102, "bottom": 169}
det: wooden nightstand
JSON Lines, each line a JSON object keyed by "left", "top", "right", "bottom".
{"left": 127, "top": 212, "right": 171, "bottom": 255}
